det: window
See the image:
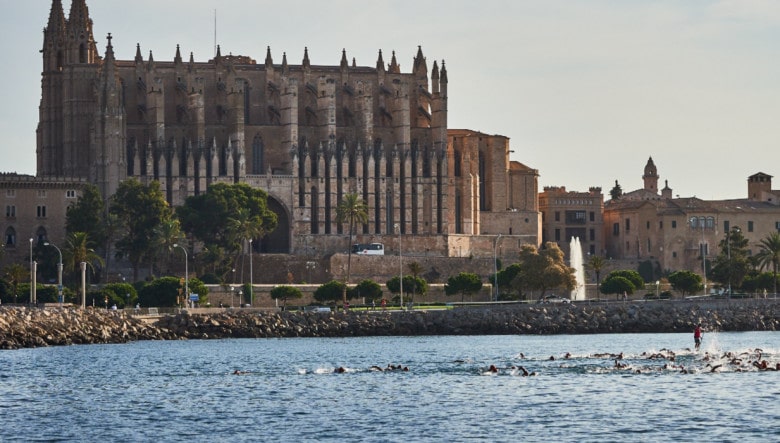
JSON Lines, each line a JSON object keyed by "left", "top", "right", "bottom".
{"left": 589, "top": 244, "right": 595, "bottom": 255}
{"left": 659, "top": 221, "right": 663, "bottom": 229}
{"left": 36, "top": 205, "right": 47, "bottom": 218}
{"left": 589, "top": 228, "right": 595, "bottom": 241}
{"left": 37, "top": 190, "right": 47, "bottom": 198}
{"left": 748, "top": 221, "right": 754, "bottom": 232}
{"left": 589, "top": 211, "right": 595, "bottom": 222}
{"left": 776, "top": 221, "right": 780, "bottom": 231}
{"left": 4, "top": 227, "right": 15, "bottom": 246}
{"left": 646, "top": 221, "right": 650, "bottom": 229}
{"left": 724, "top": 220, "right": 730, "bottom": 233}
{"left": 5, "top": 205, "right": 15, "bottom": 217}
{"left": 625, "top": 218, "right": 631, "bottom": 233}
{"left": 613, "top": 223, "right": 619, "bottom": 236}
{"left": 66, "top": 190, "right": 77, "bottom": 198}
{"left": 555, "top": 212, "right": 560, "bottom": 222}
{"left": 555, "top": 228, "right": 560, "bottom": 241}
{"left": 565, "top": 210, "right": 586, "bottom": 224}
{"left": 5, "top": 189, "right": 15, "bottom": 198}
{"left": 672, "top": 220, "right": 677, "bottom": 229}
{"left": 673, "top": 251, "right": 677, "bottom": 258}
{"left": 706, "top": 217, "right": 714, "bottom": 229}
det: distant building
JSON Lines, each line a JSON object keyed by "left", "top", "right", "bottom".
{"left": 604, "top": 158, "right": 780, "bottom": 277}
{"left": 539, "top": 186, "right": 604, "bottom": 258}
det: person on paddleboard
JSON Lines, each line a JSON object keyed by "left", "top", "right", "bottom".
{"left": 694, "top": 324, "right": 703, "bottom": 351}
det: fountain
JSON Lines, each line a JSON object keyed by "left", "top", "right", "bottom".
{"left": 569, "top": 237, "right": 586, "bottom": 301}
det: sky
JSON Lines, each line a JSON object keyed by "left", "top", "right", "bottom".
{"left": 2, "top": 0, "right": 779, "bottom": 201}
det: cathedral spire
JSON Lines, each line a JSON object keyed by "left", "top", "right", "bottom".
{"left": 340, "top": 48, "right": 348, "bottom": 69}
{"left": 440, "top": 60, "right": 448, "bottom": 83}
{"left": 281, "top": 52, "right": 289, "bottom": 75}
{"left": 376, "top": 49, "right": 385, "bottom": 72}
{"left": 174, "top": 44, "right": 182, "bottom": 64}
{"left": 389, "top": 51, "right": 399, "bottom": 73}
{"left": 65, "top": 0, "right": 98, "bottom": 64}
{"left": 134, "top": 43, "right": 143, "bottom": 63}
{"left": 265, "top": 46, "right": 273, "bottom": 67}
{"left": 413, "top": 45, "right": 427, "bottom": 75}
{"left": 302, "top": 47, "right": 310, "bottom": 68}
{"left": 147, "top": 50, "right": 155, "bottom": 71}
{"left": 43, "top": 0, "right": 66, "bottom": 72}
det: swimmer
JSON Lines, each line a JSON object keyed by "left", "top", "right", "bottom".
{"left": 488, "top": 365, "right": 499, "bottom": 373}
{"left": 233, "top": 370, "right": 247, "bottom": 375}
{"left": 334, "top": 366, "right": 346, "bottom": 373}
{"left": 369, "top": 365, "right": 384, "bottom": 372}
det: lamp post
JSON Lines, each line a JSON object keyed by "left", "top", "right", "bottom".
{"left": 29, "top": 238, "right": 33, "bottom": 304}
{"left": 172, "top": 243, "right": 188, "bottom": 309}
{"left": 43, "top": 241, "right": 63, "bottom": 305}
{"left": 80, "top": 261, "right": 87, "bottom": 308}
{"left": 493, "top": 234, "right": 502, "bottom": 302}
{"left": 726, "top": 227, "right": 740, "bottom": 299}
{"left": 248, "top": 239, "right": 253, "bottom": 307}
{"left": 394, "top": 223, "right": 403, "bottom": 309}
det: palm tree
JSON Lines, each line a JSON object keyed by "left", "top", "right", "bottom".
{"left": 335, "top": 193, "right": 368, "bottom": 303}
{"left": 152, "top": 218, "right": 185, "bottom": 276}
{"left": 585, "top": 255, "right": 607, "bottom": 286}
{"left": 755, "top": 232, "right": 780, "bottom": 296}
{"left": 63, "top": 232, "right": 105, "bottom": 283}
{"left": 226, "top": 208, "right": 266, "bottom": 282}
{"left": 407, "top": 261, "right": 424, "bottom": 303}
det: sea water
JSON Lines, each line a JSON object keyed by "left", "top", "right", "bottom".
{"left": 0, "top": 332, "right": 777, "bottom": 442}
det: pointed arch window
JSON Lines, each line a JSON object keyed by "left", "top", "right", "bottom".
{"left": 252, "top": 135, "right": 264, "bottom": 174}
{"left": 4, "top": 227, "right": 16, "bottom": 247}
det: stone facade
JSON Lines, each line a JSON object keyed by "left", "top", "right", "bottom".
{"left": 539, "top": 186, "right": 604, "bottom": 258}
{"left": 22, "top": 0, "right": 540, "bottom": 261}
{"left": 1, "top": 174, "right": 87, "bottom": 266}
{"left": 604, "top": 159, "right": 780, "bottom": 278}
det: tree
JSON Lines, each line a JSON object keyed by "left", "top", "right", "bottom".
{"left": 152, "top": 219, "right": 185, "bottom": 276}
{"left": 270, "top": 285, "right": 303, "bottom": 309}
{"left": 492, "top": 263, "right": 523, "bottom": 300}
{"left": 609, "top": 180, "right": 623, "bottom": 200}
{"left": 102, "top": 282, "right": 137, "bottom": 308}
{"left": 668, "top": 270, "right": 703, "bottom": 296}
{"left": 3, "top": 263, "right": 28, "bottom": 303}
{"left": 313, "top": 280, "right": 347, "bottom": 305}
{"left": 604, "top": 270, "right": 645, "bottom": 291}
{"left": 110, "top": 180, "right": 173, "bottom": 281}
{"left": 350, "top": 279, "right": 382, "bottom": 303}
{"left": 66, "top": 184, "right": 105, "bottom": 246}
{"left": 599, "top": 276, "right": 634, "bottom": 299}
{"left": 510, "top": 243, "right": 576, "bottom": 301}
{"left": 178, "top": 183, "right": 277, "bottom": 275}
{"left": 585, "top": 255, "right": 607, "bottom": 286}
{"left": 335, "top": 193, "right": 369, "bottom": 303}
{"left": 386, "top": 275, "right": 428, "bottom": 303}
{"left": 137, "top": 276, "right": 181, "bottom": 307}
{"left": 405, "top": 262, "right": 426, "bottom": 303}
{"left": 709, "top": 227, "right": 750, "bottom": 293}
{"left": 755, "top": 232, "right": 780, "bottom": 296}
{"left": 444, "top": 272, "right": 483, "bottom": 303}
{"left": 63, "top": 232, "right": 105, "bottom": 284}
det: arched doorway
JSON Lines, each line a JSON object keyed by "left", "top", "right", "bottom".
{"left": 262, "top": 196, "right": 290, "bottom": 253}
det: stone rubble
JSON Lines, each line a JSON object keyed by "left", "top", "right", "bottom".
{"left": 0, "top": 300, "right": 777, "bottom": 350}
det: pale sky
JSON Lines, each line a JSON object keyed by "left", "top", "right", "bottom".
{"left": 2, "top": 0, "right": 779, "bottom": 200}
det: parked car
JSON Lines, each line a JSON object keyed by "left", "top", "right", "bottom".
{"left": 303, "top": 306, "right": 332, "bottom": 313}
{"left": 539, "top": 295, "right": 571, "bottom": 304}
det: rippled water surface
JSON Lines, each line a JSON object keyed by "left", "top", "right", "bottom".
{"left": 1, "top": 332, "right": 777, "bottom": 442}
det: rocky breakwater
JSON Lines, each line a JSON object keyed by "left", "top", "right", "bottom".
{"left": 156, "top": 299, "right": 779, "bottom": 339}
{"left": 0, "top": 307, "right": 175, "bottom": 350}
{"left": 1, "top": 300, "right": 777, "bottom": 350}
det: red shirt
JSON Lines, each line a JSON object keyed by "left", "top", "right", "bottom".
{"left": 694, "top": 327, "right": 702, "bottom": 338}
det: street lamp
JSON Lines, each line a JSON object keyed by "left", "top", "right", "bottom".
{"left": 394, "top": 223, "right": 403, "bottom": 308}
{"left": 493, "top": 234, "right": 502, "bottom": 302}
{"left": 726, "top": 227, "right": 740, "bottom": 299}
{"left": 29, "top": 238, "right": 33, "bottom": 304}
{"left": 43, "top": 241, "right": 63, "bottom": 305}
{"left": 80, "top": 261, "right": 87, "bottom": 308}
{"left": 172, "top": 243, "right": 188, "bottom": 309}
{"left": 248, "top": 239, "right": 253, "bottom": 307}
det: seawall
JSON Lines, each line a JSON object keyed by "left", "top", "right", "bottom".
{"left": 1, "top": 300, "right": 777, "bottom": 350}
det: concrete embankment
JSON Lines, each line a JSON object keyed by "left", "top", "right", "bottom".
{"left": 1, "top": 300, "right": 778, "bottom": 350}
